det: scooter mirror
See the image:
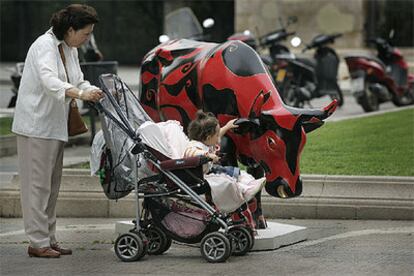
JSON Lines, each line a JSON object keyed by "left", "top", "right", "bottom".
{"left": 159, "top": 34, "right": 170, "bottom": 43}
{"left": 290, "top": 36, "right": 302, "bottom": 47}
{"left": 389, "top": 29, "right": 395, "bottom": 39}
{"left": 203, "top": 18, "right": 215, "bottom": 28}
{"left": 288, "top": 16, "right": 298, "bottom": 24}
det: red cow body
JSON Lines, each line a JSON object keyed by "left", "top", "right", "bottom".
{"left": 139, "top": 39, "right": 337, "bottom": 227}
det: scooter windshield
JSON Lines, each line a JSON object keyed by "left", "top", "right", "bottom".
{"left": 164, "top": 7, "right": 203, "bottom": 40}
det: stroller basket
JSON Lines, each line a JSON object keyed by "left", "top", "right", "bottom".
{"left": 146, "top": 197, "right": 219, "bottom": 243}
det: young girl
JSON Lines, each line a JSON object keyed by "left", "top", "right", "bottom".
{"left": 184, "top": 110, "right": 265, "bottom": 213}
{"left": 184, "top": 110, "right": 237, "bottom": 174}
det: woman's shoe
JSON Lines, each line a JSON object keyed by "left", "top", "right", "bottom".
{"left": 28, "top": 246, "right": 60, "bottom": 258}
{"left": 51, "top": 243, "right": 72, "bottom": 255}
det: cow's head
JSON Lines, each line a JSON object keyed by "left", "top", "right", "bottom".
{"left": 232, "top": 93, "right": 337, "bottom": 198}
{"left": 197, "top": 40, "right": 338, "bottom": 198}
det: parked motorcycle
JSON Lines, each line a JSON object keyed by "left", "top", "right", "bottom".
{"left": 276, "top": 33, "right": 344, "bottom": 108}
{"left": 6, "top": 62, "right": 24, "bottom": 108}
{"left": 227, "top": 17, "right": 297, "bottom": 87}
{"left": 344, "top": 32, "right": 414, "bottom": 112}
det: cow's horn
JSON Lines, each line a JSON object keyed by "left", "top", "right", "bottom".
{"left": 249, "top": 90, "right": 271, "bottom": 118}
{"left": 283, "top": 100, "right": 338, "bottom": 133}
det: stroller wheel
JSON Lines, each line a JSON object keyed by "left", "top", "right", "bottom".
{"left": 200, "top": 232, "right": 231, "bottom": 263}
{"left": 146, "top": 225, "right": 172, "bottom": 255}
{"left": 114, "top": 232, "right": 147, "bottom": 262}
{"left": 228, "top": 227, "right": 253, "bottom": 256}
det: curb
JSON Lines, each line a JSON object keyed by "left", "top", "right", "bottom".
{"left": 262, "top": 175, "right": 414, "bottom": 220}
{"left": 1, "top": 171, "right": 413, "bottom": 220}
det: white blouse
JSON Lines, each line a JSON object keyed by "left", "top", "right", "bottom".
{"left": 12, "top": 28, "right": 98, "bottom": 142}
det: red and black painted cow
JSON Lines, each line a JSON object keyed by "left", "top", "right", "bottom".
{"left": 139, "top": 39, "right": 337, "bottom": 227}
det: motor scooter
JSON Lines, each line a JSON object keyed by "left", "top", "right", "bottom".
{"left": 227, "top": 17, "right": 297, "bottom": 88}
{"left": 344, "top": 31, "right": 414, "bottom": 112}
{"left": 276, "top": 33, "right": 344, "bottom": 108}
{"left": 159, "top": 7, "right": 215, "bottom": 43}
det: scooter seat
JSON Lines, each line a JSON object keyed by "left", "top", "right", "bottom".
{"left": 295, "top": 56, "right": 316, "bottom": 68}
{"left": 344, "top": 54, "right": 386, "bottom": 70}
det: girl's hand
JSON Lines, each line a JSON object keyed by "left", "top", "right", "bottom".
{"left": 208, "top": 153, "right": 220, "bottom": 163}
{"left": 220, "top": 118, "right": 239, "bottom": 137}
{"left": 225, "top": 118, "right": 239, "bottom": 130}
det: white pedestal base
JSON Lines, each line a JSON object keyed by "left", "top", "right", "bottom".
{"left": 115, "top": 220, "right": 307, "bottom": 251}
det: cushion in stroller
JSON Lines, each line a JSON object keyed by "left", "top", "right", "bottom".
{"left": 138, "top": 120, "right": 209, "bottom": 194}
{"left": 137, "top": 120, "right": 189, "bottom": 159}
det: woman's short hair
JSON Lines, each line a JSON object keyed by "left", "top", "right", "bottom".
{"left": 50, "top": 4, "right": 99, "bottom": 40}
{"left": 188, "top": 110, "right": 219, "bottom": 142}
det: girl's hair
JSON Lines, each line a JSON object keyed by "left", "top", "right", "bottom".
{"left": 50, "top": 4, "right": 99, "bottom": 40}
{"left": 188, "top": 110, "right": 219, "bottom": 142}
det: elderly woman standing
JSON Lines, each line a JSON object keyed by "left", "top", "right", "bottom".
{"left": 12, "top": 4, "right": 103, "bottom": 258}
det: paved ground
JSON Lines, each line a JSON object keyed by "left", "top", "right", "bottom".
{"left": 1, "top": 218, "right": 413, "bottom": 276}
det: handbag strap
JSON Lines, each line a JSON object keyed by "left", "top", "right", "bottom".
{"left": 59, "top": 43, "right": 76, "bottom": 106}
{"left": 58, "top": 43, "right": 69, "bottom": 81}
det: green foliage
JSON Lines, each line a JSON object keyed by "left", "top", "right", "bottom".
{"left": 0, "top": 117, "right": 13, "bottom": 136}
{"left": 301, "top": 109, "right": 414, "bottom": 176}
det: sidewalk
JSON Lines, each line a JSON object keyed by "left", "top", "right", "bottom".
{"left": 1, "top": 217, "right": 413, "bottom": 275}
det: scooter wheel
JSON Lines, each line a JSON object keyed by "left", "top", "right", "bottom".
{"left": 360, "top": 82, "right": 379, "bottom": 112}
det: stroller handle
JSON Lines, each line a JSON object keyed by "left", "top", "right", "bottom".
{"left": 160, "top": 156, "right": 210, "bottom": 171}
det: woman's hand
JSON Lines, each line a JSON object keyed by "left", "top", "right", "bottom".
{"left": 81, "top": 89, "right": 104, "bottom": 102}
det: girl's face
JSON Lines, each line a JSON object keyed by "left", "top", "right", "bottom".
{"left": 203, "top": 125, "right": 220, "bottom": 146}
{"left": 65, "top": 24, "right": 94, "bottom": 48}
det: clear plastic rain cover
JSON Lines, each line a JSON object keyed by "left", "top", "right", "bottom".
{"left": 91, "top": 74, "right": 154, "bottom": 199}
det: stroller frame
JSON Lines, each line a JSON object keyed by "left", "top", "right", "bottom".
{"left": 95, "top": 74, "right": 254, "bottom": 263}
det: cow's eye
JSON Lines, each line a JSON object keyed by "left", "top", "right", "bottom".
{"left": 267, "top": 137, "right": 277, "bottom": 150}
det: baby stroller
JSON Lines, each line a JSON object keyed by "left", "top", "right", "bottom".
{"left": 93, "top": 74, "right": 255, "bottom": 263}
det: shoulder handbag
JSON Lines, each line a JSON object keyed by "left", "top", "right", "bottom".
{"left": 59, "top": 44, "right": 88, "bottom": 136}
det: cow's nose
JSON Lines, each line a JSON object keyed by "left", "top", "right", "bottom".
{"left": 265, "top": 177, "right": 303, "bottom": 198}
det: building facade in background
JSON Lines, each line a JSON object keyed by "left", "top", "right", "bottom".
{"left": 1, "top": 0, "right": 412, "bottom": 64}
{"left": 235, "top": 0, "right": 413, "bottom": 48}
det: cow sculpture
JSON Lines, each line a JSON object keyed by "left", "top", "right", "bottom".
{"left": 139, "top": 39, "right": 337, "bottom": 227}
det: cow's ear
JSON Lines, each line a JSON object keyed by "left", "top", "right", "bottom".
{"left": 249, "top": 90, "right": 271, "bottom": 118}
{"left": 302, "top": 120, "right": 324, "bottom": 133}
{"left": 233, "top": 118, "right": 260, "bottom": 134}
{"left": 296, "top": 100, "right": 338, "bottom": 133}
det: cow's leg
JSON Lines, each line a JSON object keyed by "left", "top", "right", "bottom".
{"left": 247, "top": 166, "right": 267, "bottom": 229}
{"left": 219, "top": 136, "right": 238, "bottom": 166}
{"left": 221, "top": 136, "right": 267, "bottom": 229}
